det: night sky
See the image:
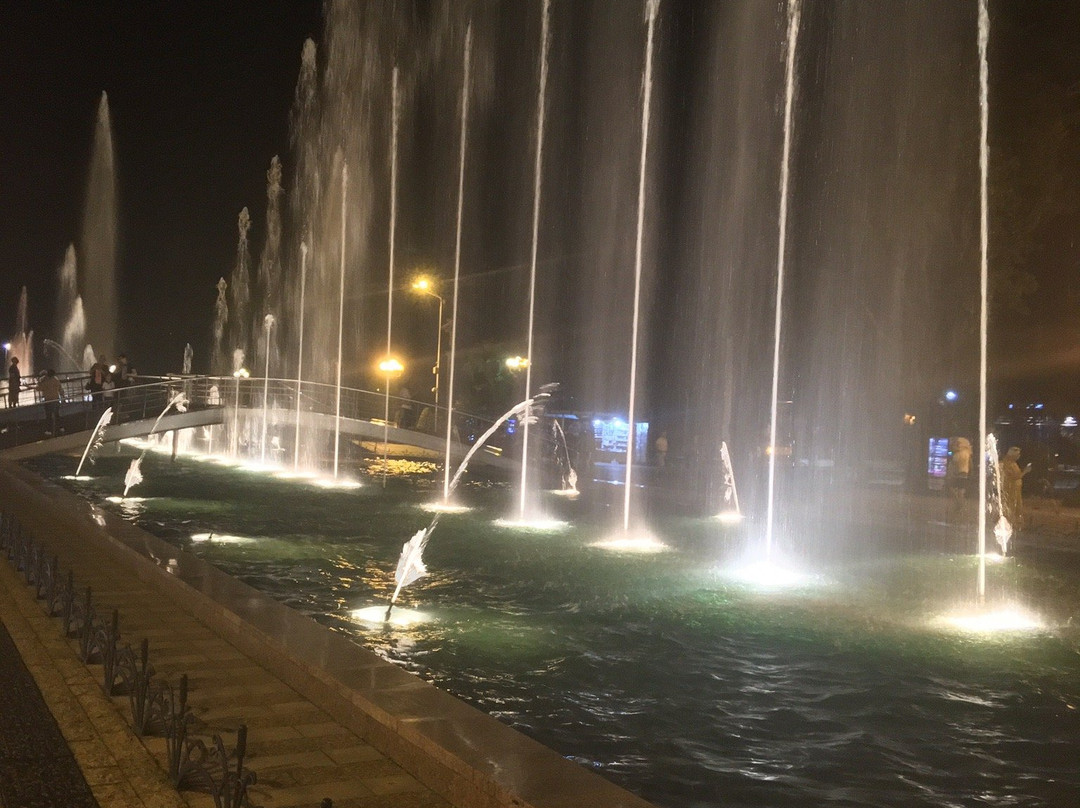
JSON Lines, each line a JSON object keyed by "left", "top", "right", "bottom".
{"left": 1, "top": 1, "right": 1078, "bottom": 409}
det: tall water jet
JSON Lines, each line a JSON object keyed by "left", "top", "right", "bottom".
{"left": 976, "top": 0, "right": 990, "bottom": 600}
{"left": 293, "top": 242, "right": 308, "bottom": 471}
{"left": 622, "top": 0, "right": 660, "bottom": 533}
{"left": 260, "top": 314, "right": 275, "bottom": 463}
{"left": 229, "top": 208, "right": 252, "bottom": 366}
{"left": 382, "top": 67, "right": 400, "bottom": 482}
{"left": 333, "top": 163, "right": 348, "bottom": 480}
{"left": 56, "top": 245, "right": 85, "bottom": 372}
{"left": 255, "top": 156, "right": 284, "bottom": 375}
{"left": 765, "top": 0, "right": 802, "bottom": 558}
{"left": 211, "top": 278, "right": 229, "bottom": 375}
{"left": 9, "top": 286, "right": 34, "bottom": 377}
{"left": 518, "top": 0, "right": 551, "bottom": 519}
{"left": 80, "top": 92, "right": 118, "bottom": 359}
{"left": 443, "top": 24, "right": 472, "bottom": 502}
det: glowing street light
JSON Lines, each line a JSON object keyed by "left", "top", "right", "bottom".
{"left": 505, "top": 355, "right": 530, "bottom": 371}
{"left": 379, "top": 358, "right": 405, "bottom": 375}
{"left": 411, "top": 276, "right": 444, "bottom": 408}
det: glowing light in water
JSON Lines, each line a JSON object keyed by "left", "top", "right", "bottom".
{"left": 714, "top": 511, "right": 744, "bottom": 524}
{"left": 419, "top": 501, "right": 471, "bottom": 514}
{"left": 313, "top": 477, "right": 362, "bottom": 489}
{"left": 724, "top": 559, "right": 817, "bottom": 590}
{"left": 190, "top": 532, "right": 256, "bottom": 545}
{"left": 937, "top": 606, "right": 1044, "bottom": 634}
{"left": 494, "top": 516, "right": 569, "bottom": 532}
{"left": 590, "top": 529, "right": 669, "bottom": 554}
{"left": 350, "top": 606, "right": 431, "bottom": 627}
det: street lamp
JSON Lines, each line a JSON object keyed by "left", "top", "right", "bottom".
{"left": 411, "top": 277, "right": 444, "bottom": 409}
{"left": 505, "top": 355, "right": 530, "bottom": 371}
{"left": 232, "top": 367, "right": 250, "bottom": 457}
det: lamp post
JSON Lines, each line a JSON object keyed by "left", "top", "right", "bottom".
{"left": 378, "top": 357, "right": 405, "bottom": 486}
{"left": 411, "top": 277, "right": 444, "bottom": 410}
{"left": 232, "top": 367, "right": 250, "bottom": 457}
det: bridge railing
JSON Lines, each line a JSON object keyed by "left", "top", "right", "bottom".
{"left": 0, "top": 373, "right": 506, "bottom": 453}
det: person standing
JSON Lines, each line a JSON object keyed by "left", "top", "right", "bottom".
{"left": 87, "top": 354, "right": 108, "bottom": 409}
{"left": 654, "top": 430, "right": 669, "bottom": 469}
{"left": 947, "top": 436, "right": 972, "bottom": 514}
{"left": 38, "top": 368, "right": 63, "bottom": 434}
{"left": 999, "top": 446, "right": 1032, "bottom": 530}
{"left": 7, "top": 356, "right": 20, "bottom": 407}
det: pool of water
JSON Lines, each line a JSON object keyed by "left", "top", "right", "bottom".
{"left": 26, "top": 449, "right": 1080, "bottom": 808}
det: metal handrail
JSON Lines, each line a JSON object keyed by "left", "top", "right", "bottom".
{"left": 0, "top": 374, "right": 503, "bottom": 452}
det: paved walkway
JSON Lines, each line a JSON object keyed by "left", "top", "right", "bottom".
{"left": 0, "top": 521, "right": 451, "bottom": 808}
{"left": 0, "top": 618, "right": 100, "bottom": 808}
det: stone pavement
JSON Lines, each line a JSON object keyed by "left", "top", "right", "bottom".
{"left": 0, "top": 517, "right": 451, "bottom": 808}
{"left": 0, "top": 617, "right": 100, "bottom": 808}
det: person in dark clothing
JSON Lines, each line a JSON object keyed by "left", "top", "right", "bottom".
{"left": 38, "top": 369, "right": 62, "bottom": 434}
{"left": 7, "top": 357, "right": 20, "bottom": 407}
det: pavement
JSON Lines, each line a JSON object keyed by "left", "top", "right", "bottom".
{"left": 0, "top": 515, "right": 452, "bottom": 808}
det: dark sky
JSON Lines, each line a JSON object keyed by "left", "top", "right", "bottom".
{"left": 0, "top": 1, "right": 321, "bottom": 369}
{"left": 0, "top": 1, "right": 1078, "bottom": 407}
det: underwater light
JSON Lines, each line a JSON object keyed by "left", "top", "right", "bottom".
{"left": 105, "top": 495, "right": 148, "bottom": 503}
{"left": 937, "top": 606, "right": 1044, "bottom": 633}
{"left": 314, "top": 477, "right": 362, "bottom": 489}
{"left": 714, "top": 510, "right": 744, "bottom": 524}
{"left": 62, "top": 475, "right": 95, "bottom": 482}
{"left": 493, "top": 516, "right": 570, "bottom": 532}
{"left": 190, "top": 532, "right": 256, "bottom": 545}
{"left": 419, "top": 501, "right": 472, "bottom": 514}
{"left": 547, "top": 487, "right": 580, "bottom": 499}
{"left": 590, "top": 529, "right": 670, "bottom": 554}
{"left": 724, "top": 559, "right": 815, "bottom": 590}
{"left": 350, "top": 605, "right": 431, "bottom": 627}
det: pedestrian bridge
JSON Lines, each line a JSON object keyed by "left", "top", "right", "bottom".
{"left": 0, "top": 375, "right": 516, "bottom": 473}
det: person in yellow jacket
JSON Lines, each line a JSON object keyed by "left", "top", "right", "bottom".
{"left": 999, "top": 446, "right": 1032, "bottom": 529}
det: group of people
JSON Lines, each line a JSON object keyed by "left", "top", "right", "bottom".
{"left": 3, "top": 352, "right": 138, "bottom": 434}
{"left": 86, "top": 353, "right": 136, "bottom": 415}
{"left": 947, "top": 436, "right": 1032, "bottom": 530}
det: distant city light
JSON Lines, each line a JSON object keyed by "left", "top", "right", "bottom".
{"left": 1063, "top": 416, "right": 1077, "bottom": 427}
{"left": 505, "top": 355, "right": 529, "bottom": 370}
{"left": 944, "top": 390, "right": 958, "bottom": 402}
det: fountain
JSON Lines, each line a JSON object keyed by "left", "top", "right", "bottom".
{"left": 56, "top": 245, "right": 86, "bottom": 372}
{"left": 80, "top": 92, "right": 118, "bottom": 359}
{"left": 27, "top": 3, "right": 1079, "bottom": 807}
{"left": 8, "top": 286, "right": 34, "bottom": 377}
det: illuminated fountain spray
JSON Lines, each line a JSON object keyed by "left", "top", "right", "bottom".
{"left": 8, "top": 286, "right": 34, "bottom": 377}
{"left": 765, "top": 0, "right": 802, "bottom": 558}
{"left": 622, "top": 0, "right": 660, "bottom": 534}
{"left": 56, "top": 245, "right": 86, "bottom": 372}
{"left": 43, "top": 339, "right": 82, "bottom": 373}
{"left": 122, "top": 393, "right": 189, "bottom": 498}
{"left": 442, "top": 25, "right": 472, "bottom": 502}
{"left": 551, "top": 419, "right": 578, "bottom": 496}
{"left": 518, "top": 0, "right": 551, "bottom": 518}
{"left": 74, "top": 408, "right": 113, "bottom": 477}
{"left": 384, "top": 385, "right": 558, "bottom": 621}
{"left": 81, "top": 92, "right": 118, "bottom": 359}
{"left": 976, "top": 0, "right": 991, "bottom": 600}
{"left": 985, "top": 434, "right": 1012, "bottom": 555}
{"left": 716, "top": 441, "right": 742, "bottom": 522}
{"left": 260, "top": 314, "right": 275, "bottom": 463}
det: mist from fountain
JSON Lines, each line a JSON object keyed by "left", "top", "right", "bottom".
{"left": 56, "top": 245, "right": 86, "bottom": 372}
{"left": 518, "top": 0, "right": 551, "bottom": 520}
{"left": 80, "top": 92, "right": 118, "bottom": 359}
{"left": 9, "top": 286, "right": 34, "bottom": 377}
